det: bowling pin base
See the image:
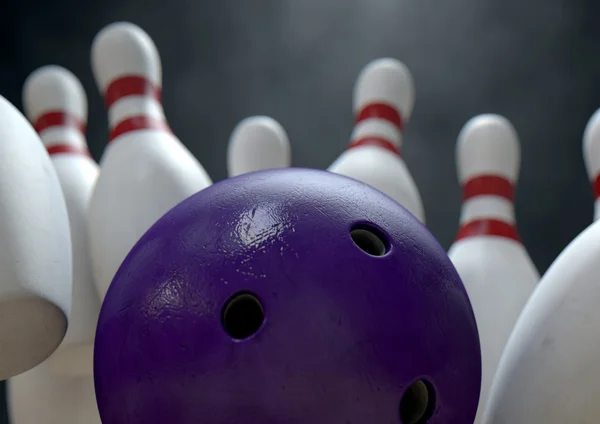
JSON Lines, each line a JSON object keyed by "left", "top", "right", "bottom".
{"left": 0, "top": 296, "right": 67, "bottom": 379}
{"left": 8, "top": 362, "right": 101, "bottom": 424}
{"left": 46, "top": 342, "right": 93, "bottom": 377}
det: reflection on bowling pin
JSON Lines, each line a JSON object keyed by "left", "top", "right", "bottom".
{"left": 328, "top": 58, "right": 425, "bottom": 223}
{"left": 87, "top": 21, "right": 213, "bottom": 301}
{"left": 22, "top": 64, "right": 100, "bottom": 377}
{"left": 448, "top": 114, "right": 539, "bottom": 423}
{"left": 0, "top": 95, "right": 71, "bottom": 379}
{"left": 227, "top": 115, "right": 291, "bottom": 177}
{"left": 482, "top": 108, "right": 600, "bottom": 423}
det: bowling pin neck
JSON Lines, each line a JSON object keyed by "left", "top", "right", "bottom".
{"left": 104, "top": 75, "right": 170, "bottom": 142}
{"left": 347, "top": 102, "right": 403, "bottom": 156}
{"left": 33, "top": 111, "right": 91, "bottom": 157}
{"left": 456, "top": 174, "right": 519, "bottom": 241}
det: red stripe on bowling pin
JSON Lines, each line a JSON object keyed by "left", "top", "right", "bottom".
{"left": 593, "top": 174, "right": 600, "bottom": 199}
{"left": 34, "top": 111, "right": 91, "bottom": 157}
{"left": 456, "top": 175, "right": 520, "bottom": 241}
{"left": 356, "top": 103, "right": 404, "bottom": 129}
{"left": 583, "top": 109, "right": 600, "bottom": 222}
{"left": 347, "top": 103, "right": 403, "bottom": 157}
{"left": 592, "top": 174, "right": 600, "bottom": 223}
{"left": 462, "top": 175, "right": 514, "bottom": 202}
{"left": 34, "top": 111, "right": 85, "bottom": 134}
{"left": 104, "top": 75, "right": 171, "bottom": 142}
{"left": 104, "top": 75, "right": 161, "bottom": 107}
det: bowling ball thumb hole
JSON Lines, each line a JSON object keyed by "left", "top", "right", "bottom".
{"left": 400, "top": 379, "right": 436, "bottom": 424}
{"left": 349, "top": 223, "right": 390, "bottom": 256}
{"left": 221, "top": 291, "right": 265, "bottom": 340}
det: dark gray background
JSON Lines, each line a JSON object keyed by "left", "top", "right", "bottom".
{"left": 0, "top": 0, "right": 598, "bottom": 419}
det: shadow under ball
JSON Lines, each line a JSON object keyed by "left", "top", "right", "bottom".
{"left": 94, "top": 168, "right": 482, "bottom": 424}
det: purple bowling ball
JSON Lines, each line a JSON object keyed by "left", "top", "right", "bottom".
{"left": 94, "top": 168, "right": 481, "bottom": 424}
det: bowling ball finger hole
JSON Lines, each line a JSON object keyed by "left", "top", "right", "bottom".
{"left": 221, "top": 292, "right": 265, "bottom": 340}
{"left": 350, "top": 224, "right": 389, "bottom": 256}
{"left": 399, "top": 379, "right": 435, "bottom": 424}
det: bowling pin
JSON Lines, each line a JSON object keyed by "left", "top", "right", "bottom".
{"left": 88, "top": 21, "right": 213, "bottom": 301}
{"left": 8, "top": 65, "right": 101, "bottom": 424}
{"left": 327, "top": 58, "right": 425, "bottom": 223}
{"left": 447, "top": 114, "right": 539, "bottom": 423}
{"left": 482, "top": 108, "right": 600, "bottom": 423}
{"left": 20, "top": 65, "right": 100, "bottom": 376}
{"left": 8, "top": 364, "right": 101, "bottom": 424}
{"left": 584, "top": 108, "right": 600, "bottom": 221}
{"left": 227, "top": 115, "right": 291, "bottom": 177}
{"left": 0, "top": 95, "right": 72, "bottom": 379}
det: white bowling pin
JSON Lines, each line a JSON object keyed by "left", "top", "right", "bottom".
{"left": 8, "top": 364, "right": 100, "bottom": 424}
{"left": 482, "top": 109, "right": 600, "bottom": 423}
{"left": 88, "top": 21, "right": 213, "bottom": 301}
{"left": 0, "top": 95, "right": 71, "bottom": 379}
{"left": 447, "top": 114, "right": 539, "bottom": 423}
{"left": 227, "top": 115, "right": 291, "bottom": 177}
{"left": 21, "top": 64, "right": 100, "bottom": 376}
{"left": 584, "top": 108, "right": 600, "bottom": 221}
{"left": 8, "top": 64, "right": 101, "bottom": 424}
{"left": 327, "top": 58, "right": 425, "bottom": 223}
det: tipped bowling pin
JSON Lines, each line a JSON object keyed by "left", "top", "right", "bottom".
{"left": 328, "top": 58, "right": 425, "bottom": 223}
{"left": 88, "top": 21, "right": 213, "bottom": 301}
{"left": 0, "top": 95, "right": 72, "bottom": 379}
{"left": 227, "top": 115, "right": 291, "bottom": 177}
{"left": 583, "top": 108, "right": 600, "bottom": 221}
{"left": 447, "top": 114, "right": 539, "bottom": 423}
{"left": 482, "top": 109, "right": 600, "bottom": 424}
{"left": 21, "top": 65, "right": 100, "bottom": 376}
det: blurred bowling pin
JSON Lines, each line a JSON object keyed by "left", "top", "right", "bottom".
{"left": 0, "top": 95, "right": 71, "bottom": 379}
{"left": 88, "top": 21, "right": 213, "bottom": 301}
{"left": 482, "top": 109, "right": 600, "bottom": 423}
{"left": 584, "top": 108, "right": 600, "bottom": 222}
{"left": 447, "top": 114, "right": 539, "bottom": 423}
{"left": 8, "top": 66, "right": 101, "bottom": 424}
{"left": 328, "top": 58, "right": 425, "bottom": 223}
{"left": 8, "top": 365, "right": 100, "bottom": 424}
{"left": 21, "top": 65, "right": 100, "bottom": 377}
{"left": 227, "top": 115, "right": 291, "bottom": 177}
